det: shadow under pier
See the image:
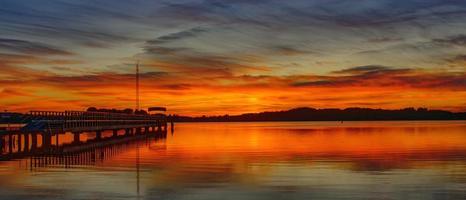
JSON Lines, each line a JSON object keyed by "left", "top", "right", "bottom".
{"left": 29, "top": 132, "right": 167, "bottom": 169}
{"left": 0, "top": 126, "right": 168, "bottom": 169}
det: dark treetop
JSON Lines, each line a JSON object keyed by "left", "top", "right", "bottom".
{"left": 172, "top": 107, "right": 466, "bottom": 122}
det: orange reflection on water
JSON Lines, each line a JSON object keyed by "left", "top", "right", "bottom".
{"left": 0, "top": 121, "right": 465, "bottom": 200}
{"left": 128, "top": 121, "right": 466, "bottom": 190}
{"left": 2, "top": 121, "right": 465, "bottom": 172}
{"left": 159, "top": 121, "right": 466, "bottom": 157}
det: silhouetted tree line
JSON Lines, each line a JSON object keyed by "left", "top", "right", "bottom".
{"left": 86, "top": 107, "right": 148, "bottom": 115}
{"left": 171, "top": 107, "right": 466, "bottom": 122}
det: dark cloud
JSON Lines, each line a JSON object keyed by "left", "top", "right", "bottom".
{"left": 293, "top": 65, "right": 466, "bottom": 90}
{"left": 146, "top": 27, "right": 207, "bottom": 45}
{"left": 272, "top": 45, "right": 314, "bottom": 56}
{"left": 0, "top": 38, "right": 72, "bottom": 55}
{"left": 396, "top": 73, "right": 466, "bottom": 89}
{"left": 144, "top": 47, "right": 189, "bottom": 55}
{"left": 432, "top": 34, "right": 466, "bottom": 47}
{"left": 160, "top": 84, "right": 192, "bottom": 90}
{"left": 332, "top": 65, "right": 410, "bottom": 75}
{"left": 446, "top": 54, "right": 466, "bottom": 67}
{"left": 39, "top": 71, "right": 168, "bottom": 88}
{"left": 139, "top": 71, "right": 169, "bottom": 78}
{"left": 333, "top": 65, "right": 389, "bottom": 74}
{"left": 368, "top": 37, "right": 403, "bottom": 43}
{"left": 291, "top": 80, "right": 353, "bottom": 87}
{"left": 451, "top": 54, "right": 466, "bottom": 61}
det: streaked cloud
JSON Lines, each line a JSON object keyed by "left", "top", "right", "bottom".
{"left": 446, "top": 54, "right": 466, "bottom": 68}
{"left": 0, "top": 38, "right": 72, "bottom": 55}
{"left": 331, "top": 65, "right": 405, "bottom": 75}
{"left": 432, "top": 34, "right": 466, "bottom": 47}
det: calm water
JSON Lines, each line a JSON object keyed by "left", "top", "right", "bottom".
{"left": 0, "top": 121, "right": 465, "bottom": 200}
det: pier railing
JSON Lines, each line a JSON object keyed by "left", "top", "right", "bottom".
{"left": 29, "top": 110, "right": 162, "bottom": 120}
{"left": 22, "top": 110, "right": 167, "bottom": 133}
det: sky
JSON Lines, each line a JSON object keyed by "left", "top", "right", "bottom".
{"left": 0, "top": 0, "right": 465, "bottom": 115}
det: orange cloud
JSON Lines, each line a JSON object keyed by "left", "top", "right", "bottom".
{"left": 1, "top": 63, "right": 465, "bottom": 115}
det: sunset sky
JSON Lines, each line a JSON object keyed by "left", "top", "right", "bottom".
{"left": 0, "top": 0, "right": 465, "bottom": 115}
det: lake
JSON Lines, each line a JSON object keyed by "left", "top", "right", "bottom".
{"left": 0, "top": 121, "right": 465, "bottom": 200}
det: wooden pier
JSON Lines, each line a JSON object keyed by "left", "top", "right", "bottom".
{"left": 0, "top": 110, "right": 171, "bottom": 166}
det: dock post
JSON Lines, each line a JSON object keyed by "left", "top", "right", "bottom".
{"left": 31, "top": 133, "right": 37, "bottom": 150}
{"left": 157, "top": 122, "right": 162, "bottom": 132}
{"left": 96, "top": 131, "right": 102, "bottom": 140}
{"left": 0, "top": 136, "right": 4, "bottom": 154}
{"left": 73, "top": 132, "right": 80, "bottom": 144}
{"left": 17, "top": 133, "right": 22, "bottom": 153}
{"left": 42, "top": 133, "right": 51, "bottom": 149}
{"left": 8, "top": 134, "right": 13, "bottom": 154}
{"left": 55, "top": 133, "right": 59, "bottom": 147}
{"left": 24, "top": 133, "right": 29, "bottom": 153}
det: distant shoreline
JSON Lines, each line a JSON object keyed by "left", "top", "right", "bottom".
{"left": 171, "top": 107, "right": 466, "bottom": 122}
{"left": 172, "top": 119, "right": 466, "bottom": 123}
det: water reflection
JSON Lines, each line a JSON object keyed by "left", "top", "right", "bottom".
{"left": 0, "top": 128, "right": 167, "bottom": 169}
{"left": 0, "top": 121, "right": 465, "bottom": 200}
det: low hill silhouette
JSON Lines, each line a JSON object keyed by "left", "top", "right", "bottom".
{"left": 172, "top": 107, "right": 466, "bottom": 122}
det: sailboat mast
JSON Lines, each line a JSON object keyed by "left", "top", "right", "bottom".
{"left": 136, "top": 61, "right": 140, "bottom": 111}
